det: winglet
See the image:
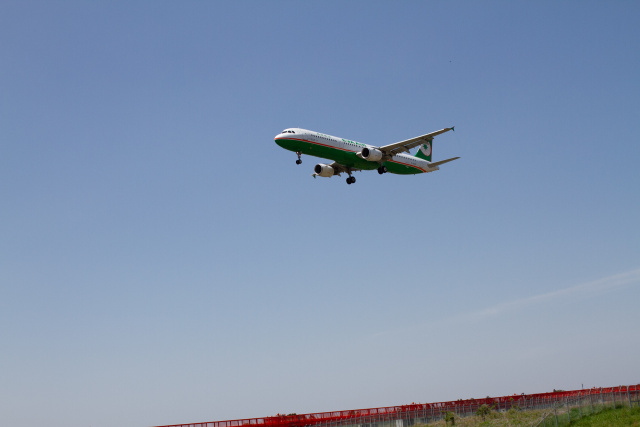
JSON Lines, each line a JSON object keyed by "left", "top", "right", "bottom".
{"left": 451, "top": 126, "right": 455, "bottom": 132}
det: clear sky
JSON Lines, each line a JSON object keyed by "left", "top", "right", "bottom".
{"left": 1, "top": 2, "right": 639, "bottom": 427}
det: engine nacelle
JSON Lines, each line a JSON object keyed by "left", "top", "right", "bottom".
{"left": 314, "top": 163, "right": 335, "bottom": 177}
{"left": 361, "top": 147, "right": 383, "bottom": 162}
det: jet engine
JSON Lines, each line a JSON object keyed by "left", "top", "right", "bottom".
{"left": 361, "top": 147, "right": 383, "bottom": 162}
{"left": 314, "top": 164, "right": 335, "bottom": 177}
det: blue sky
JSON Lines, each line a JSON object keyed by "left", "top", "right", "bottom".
{"left": 1, "top": 2, "right": 639, "bottom": 427}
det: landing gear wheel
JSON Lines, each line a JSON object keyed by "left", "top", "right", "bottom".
{"left": 295, "top": 159, "right": 302, "bottom": 165}
{"left": 377, "top": 166, "right": 387, "bottom": 174}
{"left": 295, "top": 152, "right": 302, "bottom": 165}
{"left": 346, "top": 176, "right": 356, "bottom": 185}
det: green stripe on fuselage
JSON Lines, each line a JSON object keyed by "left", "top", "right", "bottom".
{"left": 385, "top": 160, "right": 425, "bottom": 175}
{"left": 275, "top": 138, "right": 424, "bottom": 175}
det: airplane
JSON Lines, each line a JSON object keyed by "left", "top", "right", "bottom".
{"left": 274, "top": 127, "right": 459, "bottom": 184}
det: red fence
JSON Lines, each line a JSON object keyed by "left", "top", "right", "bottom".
{"left": 155, "top": 384, "right": 639, "bottom": 427}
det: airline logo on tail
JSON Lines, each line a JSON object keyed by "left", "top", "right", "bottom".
{"left": 415, "top": 140, "right": 432, "bottom": 162}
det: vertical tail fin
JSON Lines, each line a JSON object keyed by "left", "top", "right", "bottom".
{"left": 414, "top": 139, "right": 432, "bottom": 162}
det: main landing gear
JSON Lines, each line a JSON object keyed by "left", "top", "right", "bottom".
{"left": 377, "top": 165, "right": 388, "bottom": 174}
{"left": 295, "top": 152, "right": 302, "bottom": 165}
{"left": 346, "top": 176, "right": 356, "bottom": 185}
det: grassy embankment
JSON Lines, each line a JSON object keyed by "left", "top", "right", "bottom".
{"left": 416, "top": 404, "right": 640, "bottom": 426}
{"left": 569, "top": 405, "right": 640, "bottom": 426}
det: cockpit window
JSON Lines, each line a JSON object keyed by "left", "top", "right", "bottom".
{"left": 281, "top": 130, "right": 295, "bottom": 134}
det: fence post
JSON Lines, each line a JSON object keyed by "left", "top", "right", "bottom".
{"left": 554, "top": 405, "right": 558, "bottom": 427}
{"left": 612, "top": 387, "right": 616, "bottom": 408}
{"left": 566, "top": 397, "right": 571, "bottom": 423}
{"left": 617, "top": 386, "right": 620, "bottom": 408}
{"left": 599, "top": 387, "right": 603, "bottom": 408}
{"left": 578, "top": 393, "right": 583, "bottom": 418}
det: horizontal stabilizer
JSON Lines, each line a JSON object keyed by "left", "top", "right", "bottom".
{"left": 429, "top": 157, "right": 460, "bottom": 167}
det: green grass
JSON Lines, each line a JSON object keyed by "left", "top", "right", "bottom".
{"left": 568, "top": 405, "right": 640, "bottom": 426}
{"left": 412, "top": 403, "right": 640, "bottom": 426}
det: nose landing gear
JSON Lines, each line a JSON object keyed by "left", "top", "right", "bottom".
{"left": 295, "top": 152, "right": 302, "bottom": 165}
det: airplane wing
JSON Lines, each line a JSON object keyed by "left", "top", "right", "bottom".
{"left": 378, "top": 127, "right": 454, "bottom": 156}
{"left": 312, "top": 161, "right": 362, "bottom": 178}
{"left": 329, "top": 162, "right": 361, "bottom": 175}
